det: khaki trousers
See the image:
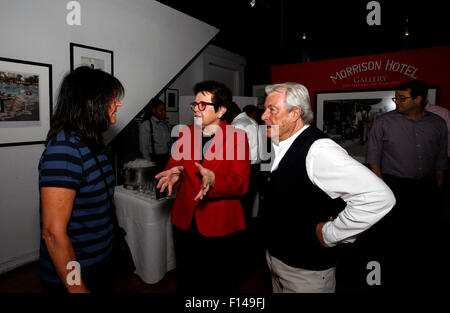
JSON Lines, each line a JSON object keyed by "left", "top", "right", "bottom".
{"left": 266, "top": 251, "right": 336, "bottom": 293}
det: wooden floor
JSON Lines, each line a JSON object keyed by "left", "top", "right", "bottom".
{"left": 0, "top": 258, "right": 274, "bottom": 294}
{"left": 4, "top": 218, "right": 432, "bottom": 294}
{"left": 0, "top": 225, "right": 274, "bottom": 294}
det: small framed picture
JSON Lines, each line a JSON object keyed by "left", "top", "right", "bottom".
{"left": 165, "top": 88, "right": 179, "bottom": 112}
{"left": 70, "top": 42, "right": 114, "bottom": 75}
{"left": 0, "top": 57, "right": 52, "bottom": 147}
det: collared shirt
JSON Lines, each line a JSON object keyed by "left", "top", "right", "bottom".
{"left": 232, "top": 112, "right": 261, "bottom": 164}
{"left": 425, "top": 103, "right": 450, "bottom": 157}
{"left": 271, "top": 124, "right": 395, "bottom": 247}
{"left": 366, "top": 110, "right": 448, "bottom": 179}
{"left": 139, "top": 116, "right": 171, "bottom": 160}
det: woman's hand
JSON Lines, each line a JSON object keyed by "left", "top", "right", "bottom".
{"left": 155, "top": 165, "right": 184, "bottom": 196}
{"left": 194, "top": 162, "right": 215, "bottom": 201}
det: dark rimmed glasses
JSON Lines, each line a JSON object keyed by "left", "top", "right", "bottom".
{"left": 392, "top": 96, "right": 411, "bottom": 102}
{"left": 190, "top": 101, "right": 216, "bottom": 111}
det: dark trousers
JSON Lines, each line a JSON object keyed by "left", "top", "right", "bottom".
{"left": 356, "top": 174, "right": 445, "bottom": 292}
{"left": 40, "top": 257, "right": 115, "bottom": 294}
{"left": 173, "top": 218, "right": 244, "bottom": 294}
{"left": 241, "top": 164, "right": 261, "bottom": 222}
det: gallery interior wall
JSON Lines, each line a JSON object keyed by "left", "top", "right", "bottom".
{"left": 0, "top": 0, "right": 217, "bottom": 273}
{"left": 271, "top": 45, "right": 450, "bottom": 112}
{"left": 167, "top": 44, "right": 247, "bottom": 126}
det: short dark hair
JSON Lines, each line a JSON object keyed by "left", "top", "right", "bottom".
{"left": 243, "top": 104, "right": 258, "bottom": 115}
{"left": 47, "top": 66, "right": 124, "bottom": 147}
{"left": 396, "top": 80, "right": 429, "bottom": 107}
{"left": 143, "top": 97, "right": 164, "bottom": 120}
{"left": 193, "top": 80, "right": 232, "bottom": 113}
{"left": 222, "top": 101, "right": 241, "bottom": 124}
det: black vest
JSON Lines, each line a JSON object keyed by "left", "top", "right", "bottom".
{"left": 260, "top": 126, "right": 345, "bottom": 270}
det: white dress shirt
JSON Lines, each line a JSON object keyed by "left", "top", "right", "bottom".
{"left": 232, "top": 112, "right": 261, "bottom": 164}
{"left": 271, "top": 124, "right": 395, "bottom": 247}
{"left": 139, "top": 116, "right": 171, "bottom": 160}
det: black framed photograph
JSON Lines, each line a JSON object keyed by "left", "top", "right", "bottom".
{"left": 70, "top": 42, "right": 114, "bottom": 75}
{"left": 314, "top": 87, "right": 439, "bottom": 163}
{"left": 0, "top": 57, "right": 52, "bottom": 147}
{"left": 165, "top": 88, "right": 179, "bottom": 112}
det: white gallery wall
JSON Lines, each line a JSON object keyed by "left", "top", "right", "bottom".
{"left": 166, "top": 45, "right": 247, "bottom": 126}
{"left": 0, "top": 0, "right": 217, "bottom": 273}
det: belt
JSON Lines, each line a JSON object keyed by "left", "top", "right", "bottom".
{"left": 383, "top": 174, "right": 435, "bottom": 184}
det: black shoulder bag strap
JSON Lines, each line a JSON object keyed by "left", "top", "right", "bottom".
{"left": 92, "top": 153, "right": 120, "bottom": 229}
{"left": 148, "top": 118, "right": 156, "bottom": 155}
{"left": 93, "top": 152, "right": 136, "bottom": 275}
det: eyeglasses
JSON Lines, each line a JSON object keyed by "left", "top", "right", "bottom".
{"left": 392, "top": 96, "right": 411, "bottom": 102}
{"left": 190, "top": 101, "right": 215, "bottom": 111}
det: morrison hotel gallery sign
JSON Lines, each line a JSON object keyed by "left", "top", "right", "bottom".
{"left": 271, "top": 45, "right": 450, "bottom": 108}
{"left": 330, "top": 59, "right": 418, "bottom": 86}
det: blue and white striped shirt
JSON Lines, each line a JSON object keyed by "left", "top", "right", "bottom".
{"left": 38, "top": 130, "right": 115, "bottom": 283}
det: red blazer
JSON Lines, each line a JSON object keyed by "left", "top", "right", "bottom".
{"left": 166, "top": 120, "right": 251, "bottom": 237}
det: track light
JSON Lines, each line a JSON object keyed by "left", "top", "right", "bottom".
{"left": 404, "top": 17, "right": 410, "bottom": 37}
{"left": 250, "top": 0, "right": 256, "bottom": 8}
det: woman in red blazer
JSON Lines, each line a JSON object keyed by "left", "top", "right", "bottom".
{"left": 156, "top": 81, "right": 250, "bottom": 294}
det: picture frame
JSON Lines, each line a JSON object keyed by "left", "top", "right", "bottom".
{"left": 314, "top": 87, "right": 439, "bottom": 163}
{"left": 70, "top": 42, "right": 114, "bottom": 75}
{"left": 0, "top": 57, "right": 52, "bottom": 147}
{"left": 165, "top": 88, "right": 179, "bottom": 112}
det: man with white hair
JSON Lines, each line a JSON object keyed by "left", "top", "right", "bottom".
{"left": 259, "top": 82, "right": 395, "bottom": 293}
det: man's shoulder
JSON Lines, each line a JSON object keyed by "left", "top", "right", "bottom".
{"left": 371, "top": 110, "right": 398, "bottom": 124}
{"left": 425, "top": 103, "right": 450, "bottom": 118}
{"left": 423, "top": 110, "right": 448, "bottom": 129}
{"left": 232, "top": 117, "right": 257, "bottom": 130}
{"left": 424, "top": 109, "right": 447, "bottom": 120}
{"left": 140, "top": 119, "right": 150, "bottom": 128}
{"left": 378, "top": 110, "right": 398, "bottom": 118}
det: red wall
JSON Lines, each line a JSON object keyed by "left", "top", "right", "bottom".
{"left": 271, "top": 45, "right": 450, "bottom": 111}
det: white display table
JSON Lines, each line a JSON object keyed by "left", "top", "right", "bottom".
{"left": 114, "top": 186, "right": 176, "bottom": 284}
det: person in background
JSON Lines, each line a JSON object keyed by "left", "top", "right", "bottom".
{"left": 225, "top": 102, "right": 261, "bottom": 222}
{"left": 155, "top": 80, "right": 250, "bottom": 294}
{"left": 243, "top": 104, "right": 260, "bottom": 123}
{"left": 139, "top": 97, "right": 171, "bottom": 171}
{"left": 425, "top": 101, "right": 450, "bottom": 221}
{"left": 38, "top": 66, "right": 125, "bottom": 293}
{"left": 425, "top": 101, "right": 450, "bottom": 159}
{"left": 260, "top": 82, "right": 395, "bottom": 293}
{"left": 366, "top": 80, "right": 448, "bottom": 291}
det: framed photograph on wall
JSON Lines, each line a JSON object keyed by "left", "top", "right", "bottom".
{"left": 314, "top": 87, "right": 439, "bottom": 163}
{"left": 0, "top": 57, "right": 52, "bottom": 147}
{"left": 165, "top": 88, "right": 179, "bottom": 112}
{"left": 70, "top": 43, "right": 114, "bottom": 75}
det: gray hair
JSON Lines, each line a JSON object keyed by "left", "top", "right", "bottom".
{"left": 265, "top": 82, "right": 313, "bottom": 124}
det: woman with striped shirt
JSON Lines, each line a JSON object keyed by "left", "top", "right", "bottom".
{"left": 38, "top": 66, "right": 124, "bottom": 293}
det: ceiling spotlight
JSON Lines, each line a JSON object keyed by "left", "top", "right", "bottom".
{"left": 404, "top": 16, "right": 410, "bottom": 37}
{"left": 404, "top": 25, "right": 410, "bottom": 37}
{"left": 250, "top": 0, "right": 256, "bottom": 8}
